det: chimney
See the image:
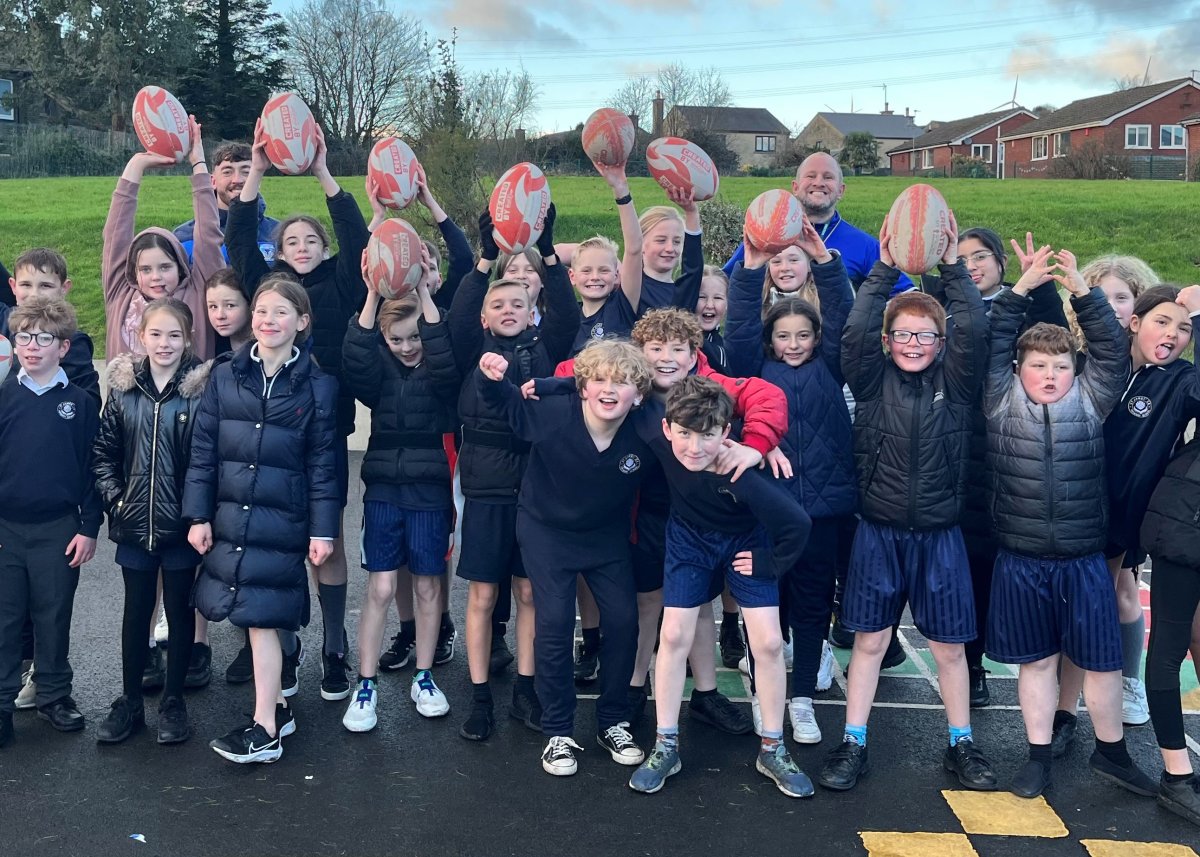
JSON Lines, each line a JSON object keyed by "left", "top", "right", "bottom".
{"left": 628, "top": 112, "right": 639, "bottom": 131}
{"left": 904, "top": 106, "right": 910, "bottom": 118}
{"left": 652, "top": 91, "right": 664, "bottom": 138}
{"left": 880, "top": 101, "right": 893, "bottom": 116}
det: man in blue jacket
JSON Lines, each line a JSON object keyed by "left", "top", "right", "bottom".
{"left": 173, "top": 142, "right": 279, "bottom": 264}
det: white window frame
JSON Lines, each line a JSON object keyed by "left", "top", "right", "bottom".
{"left": 1032, "top": 136, "right": 1048, "bottom": 160}
{"left": 970, "top": 143, "right": 992, "bottom": 161}
{"left": 1160, "top": 124, "right": 1185, "bottom": 149}
{"left": 0, "top": 79, "right": 12, "bottom": 122}
{"left": 754, "top": 135, "right": 776, "bottom": 153}
{"left": 909, "top": 151, "right": 917, "bottom": 169}
{"left": 921, "top": 149, "right": 933, "bottom": 169}
{"left": 1125, "top": 124, "right": 1151, "bottom": 149}
{"left": 1052, "top": 132, "right": 1070, "bottom": 158}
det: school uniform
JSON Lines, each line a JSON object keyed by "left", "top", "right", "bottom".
{"left": 572, "top": 288, "right": 637, "bottom": 356}
{"left": 638, "top": 229, "right": 704, "bottom": 314}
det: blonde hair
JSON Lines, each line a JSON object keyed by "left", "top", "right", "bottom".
{"left": 701, "top": 265, "right": 729, "bottom": 292}
{"left": 761, "top": 249, "right": 818, "bottom": 317}
{"left": 631, "top": 308, "right": 703, "bottom": 352}
{"left": 1065, "top": 254, "right": 1159, "bottom": 348}
{"left": 638, "top": 205, "right": 684, "bottom": 237}
{"left": 378, "top": 293, "right": 420, "bottom": 334}
{"left": 573, "top": 340, "right": 654, "bottom": 397}
{"left": 571, "top": 235, "right": 620, "bottom": 269}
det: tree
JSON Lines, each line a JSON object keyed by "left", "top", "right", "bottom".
{"left": 609, "top": 76, "right": 656, "bottom": 130}
{"left": 837, "top": 131, "right": 880, "bottom": 174}
{"left": 1112, "top": 75, "right": 1147, "bottom": 91}
{"left": 465, "top": 66, "right": 538, "bottom": 172}
{"left": 285, "top": 0, "right": 425, "bottom": 147}
{"left": 177, "top": 0, "right": 289, "bottom": 141}
{"left": 607, "top": 64, "right": 732, "bottom": 133}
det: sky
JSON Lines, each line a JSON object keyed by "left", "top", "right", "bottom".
{"left": 272, "top": 0, "right": 1200, "bottom": 135}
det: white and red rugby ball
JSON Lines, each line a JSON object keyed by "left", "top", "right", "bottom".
{"left": 885, "top": 184, "right": 951, "bottom": 275}
{"left": 368, "top": 137, "right": 421, "bottom": 210}
{"left": 132, "top": 86, "right": 190, "bottom": 163}
{"left": 366, "top": 218, "right": 425, "bottom": 300}
{"left": 645, "top": 137, "right": 719, "bottom": 201}
{"left": 0, "top": 334, "right": 11, "bottom": 384}
{"left": 744, "top": 189, "right": 805, "bottom": 255}
{"left": 489, "top": 162, "right": 550, "bottom": 254}
{"left": 582, "top": 108, "right": 635, "bottom": 167}
{"left": 260, "top": 93, "right": 318, "bottom": 175}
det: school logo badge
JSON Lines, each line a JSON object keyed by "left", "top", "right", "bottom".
{"left": 1127, "top": 395, "right": 1152, "bottom": 419}
{"left": 590, "top": 322, "right": 605, "bottom": 340}
{"left": 618, "top": 454, "right": 640, "bottom": 474}
{"left": 57, "top": 402, "right": 75, "bottom": 420}
{"left": 177, "top": 413, "right": 188, "bottom": 423}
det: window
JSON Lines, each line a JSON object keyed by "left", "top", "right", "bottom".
{"left": 1160, "top": 124, "right": 1185, "bottom": 148}
{"left": 1125, "top": 124, "right": 1151, "bottom": 148}
{"left": 921, "top": 149, "right": 933, "bottom": 169}
{"left": 754, "top": 135, "right": 776, "bottom": 153}
{"left": 1052, "top": 132, "right": 1070, "bottom": 157}
{"left": 909, "top": 151, "right": 917, "bottom": 170}
{"left": 1033, "top": 136, "right": 1048, "bottom": 160}
{"left": 0, "top": 79, "right": 12, "bottom": 122}
{"left": 970, "top": 143, "right": 992, "bottom": 161}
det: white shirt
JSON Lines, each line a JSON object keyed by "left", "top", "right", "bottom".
{"left": 17, "top": 366, "right": 69, "bottom": 396}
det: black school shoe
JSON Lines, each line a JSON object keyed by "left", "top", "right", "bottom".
{"left": 719, "top": 618, "right": 746, "bottom": 669}
{"left": 968, "top": 667, "right": 990, "bottom": 708}
{"left": 184, "top": 643, "right": 211, "bottom": 690}
{"left": 1088, "top": 749, "right": 1158, "bottom": 797}
{"left": 460, "top": 701, "right": 495, "bottom": 742}
{"left": 881, "top": 633, "right": 906, "bottom": 670}
{"left": 1158, "top": 774, "right": 1200, "bottom": 827}
{"left": 818, "top": 739, "right": 870, "bottom": 791}
{"left": 38, "top": 696, "right": 85, "bottom": 732}
{"left": 157, "top": 696, "right": 191, "bottom": 745}
{"left": 1011, "top": 759, "right": 1052, "bottom": 798}
{"left": 434, "top": 619, "right": 456, "bottom": 666}
{"left": 96, "top": 695, "right": 144, "bottom": 743}
{"left": 688, "top": 691, "right": 753, "bottom": 735}
{"left": 489, "top": 633, "right": 514, "bottom": 676}
{"left": 829, "top": 617, "right": 855, "bottom": 650}
{"left": 943, "top": 739, "right": 998, "bottom": 790}
{"left": 320, "top": 652, "right": 351, "bottom": 701}
{"left": 510, "top": 686, "right": 543, "bottom": 732}
{"left": 1051, "top": 713, "right": 1077, "bottom": 758}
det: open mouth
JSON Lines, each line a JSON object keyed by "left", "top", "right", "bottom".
{"left": 1155, "top": 343, "right": 1175, "bottom": 360}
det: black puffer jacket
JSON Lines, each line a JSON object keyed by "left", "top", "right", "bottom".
{"left": 448, "top": 264, "right": 578, "bottom": 499}
{"left": 183, "top": 345, "right": 340, "bottom": 631}
{"left": 841, "top": 260, "right": 988, "bottom": 530}
{"left": 1141, "top": 438, "right": 1200, "bottom": 565}
{"left": 92, "top": 354, "right": 210, "bottom": 551}
{"left": 984, "top": 287, "right": 1128, "bottom": 558}
{"left": 342, "top": 315, "right": 459, "bottom": 488}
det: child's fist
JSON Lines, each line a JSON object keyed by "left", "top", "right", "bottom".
{"left": 479, "top": 352, "right": 509, "bottom": 381}
{"left": 1176, "top": 285, "right": 1200, "bottom": 314}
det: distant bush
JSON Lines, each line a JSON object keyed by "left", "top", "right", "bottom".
{"left": 951, "top": 155, "right": 992, "bottom": 179}
{"left": 699, "top": 197, "right": 744, "bottom": 265}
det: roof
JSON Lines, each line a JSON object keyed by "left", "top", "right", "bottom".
{"left": 816, "top": 112, "right": 922, "bottom": 139}
{"left": 1000, "top": 78, "right": 1200, "bottom": 139}
{"left": 1180, "top": 112, "right": 1200, "bottom": 126}
{"left": 669, "top": 106, "right": 789, "bottom": 135}
{"left": 887, "top": 109, "right": 1036, "bottom": 155}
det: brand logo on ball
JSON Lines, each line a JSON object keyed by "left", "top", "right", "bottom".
{"left": 57, "top": 402, "right": 76, "bottom": 420}
{"left": 619, "top": 454, "right": 641, "bottom": 474}
{"left": 1128, "top": 395, "right": 1152, "bottom": 418}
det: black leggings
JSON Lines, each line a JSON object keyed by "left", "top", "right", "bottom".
{"left": 121, "top": 565, "right": 195, "bottom": 703}
{"left": 1144, "top": 556, "right": 1200, "bottom": 751}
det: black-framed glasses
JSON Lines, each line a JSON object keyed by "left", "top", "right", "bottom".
{"left": 889, "top": 330, "right": 940, "bottom": 346}
{"left": 965, "top": 251, "right": 994, "bottom": 265}
{"left": 13, "top": 332, "right": 58, "bottom": 347}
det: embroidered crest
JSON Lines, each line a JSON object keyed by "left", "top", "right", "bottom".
{"left": 618, "top": 454, "right": 640, "bottom": 474}
{"left": 1127, "top": 395, "right": 1152, "bottom": 419}
{"left": 57, "top": 401, "right": 76, "bottom": 420}
{"left": 590, "top": 322, "right": 605, "bottom": 340}
{"left": 177, "top": 413, "right": 188, "bottom": 423}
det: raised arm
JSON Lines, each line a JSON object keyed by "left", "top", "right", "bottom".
{"left": 983, "top": 287, "right": 1031, "bottom": 415}
{"left": 937, "top": 211, "right": 988, "bottom": 404}
{"left": 477, "top": 352, "right": 569, "bottom": 443}
{"left": 104, "top": 152, "right": 175, "bottom": 301}
{"left": 186, "top": 118, "right": 227, "bottom": 290}
{"left": 724, "top": 244, "right": 773, "bottom": 378}
{"left": 594, "top": 161, "right": 642, "bottom": 311}
{"left": 841, "top": 250, "right": 898, "bottom": 402}
{"left": 1056, "top": 250, "right": 1128, "bottom": 418}
{"left": 667, "top": 187, "right": 704, "bottom": 309}
{"left": 446, "top": 210, "right": 498, "bottom": 374}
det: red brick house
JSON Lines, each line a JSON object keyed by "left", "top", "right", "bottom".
{"left": 888, "top": 109, "right": 1036, "bottom": 177}
{"left": 1182, "top": 113, "right": 1200, "bottom": 180}
{"left": 998, "top": 77, "right": 1200, "bottom": 180}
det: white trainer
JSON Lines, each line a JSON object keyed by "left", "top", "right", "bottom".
{"left": 343, "top": 679, "right": 379, "bottom": 732}
{"left": 542, "top": 736, "right": 584, "bottom": 776}
{"left": 737, "top": 655, "right": 751, "bottom": 677}
{"left": 14, "top": 668, "right": 36, "bottom": 710}
{"left": 751, "top": 695, "right": 763, "bottom": 737}
{"left": 816, "top": 641, "right": 835, "bottom": 692}
{"left": 154, "top": 607, "right": 169, "bottom": 644}
{"left": 789, "top": 697, "right": 822, "bottom": 744}
{"left": 1122, "top": 676, "right": 1150, "bottom": 727}
{"left": 783, "top": 637, "right": 794, "bottom": 670}
{"left": 411, "top": 671, "right": 450, "bottom": 718}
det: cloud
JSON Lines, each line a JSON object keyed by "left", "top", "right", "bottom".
{"left": 436, "top": 0, "right": 582, "bottom": 48}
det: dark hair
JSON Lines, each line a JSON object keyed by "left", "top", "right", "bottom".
{"left": 1132, "top": 284, "right": 1181, "bottom": 319}
{"left": 13, "top": 248, "right": 68, "bottom": 283}
{"left": 762, "top": 296, "right": 821, "bottom": 358}
{"left": 128, "top": 233, "right": 184, "bottom": 285}
{"left": 665, "top": 375, "right": 733, "bottom": 433}
{"left": 212, "top": 142, "right": 252, "bottom": 167}
{"left": 958, "top": 227, "right": 1007, "bottom": 278}
{"left": 252, "top": 274, "right": 313, "bottom": 345}
{"left": 205, "top": 267, "right": 244, "bottom": 294}
{"left": 274, "top": 215, "right": 330, "bottom": 255}
{"left": 9, "top": 296, "right": 77, "bottom": 340}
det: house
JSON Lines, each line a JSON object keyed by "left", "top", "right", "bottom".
{"left": 888, "top": 109, "right": 1037, "bottom": 177}
{"left": 659, "top": 105, "right": 789, "bottom": 169}
{"left": 1181, "top": 113, "right": 1200, "bottom": 180}
{"left": 793, "top": 111, "right": 923, "bottom": 169}
{"left": 998, "top": 77, "right": 1200, "bottom": 179}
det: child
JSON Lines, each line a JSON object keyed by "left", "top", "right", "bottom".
{"left": 638, "top": 189, "right": 703, "bottom": 313}
{"left": 630, "top": 375, "right": 813, "bottom": 797}
{"left": 341, "top": 252, "right": 460, "bottom": 730}
{"left": 92, "top": 299, "right": 210, "bottom": 745}
{"left": 725, "top": 218, "right": 856, "bottom": 745}
{"left": 762, "top": 245, "right": 819, "bottom": 312}
{"left": 1065, "top": 254, "right": 1158, "bottom": 345}
{"left": 103, "top": 118, "right": 223, "bottom": 361}
{"left": 0, "top": 297, "right": 101, "bottom": 746}
{"left": 227, "top": 119, "right": 371, "bottom": 701}
{"left": 447, "top": 206, "right": 576, "bottom": 741}
{"left": 983, "top": 246, "right": 1157, "bottom": 799}
{"left": 184, "top": 276, "right": 339, "bottom": 763}
{"left": 697, "top": 265, "right": 729, "bottom": 375}
{"left": 818, "top": 212, "right": 998, "bottom": 793}
{"left": 498, "top": 249, "right": 547, "bottom": 325}
{"left": 206, "top": 269, "right": 252, "bottom": 354}
{"left": 570, "top": 162, "right": 643, "bottom": 354}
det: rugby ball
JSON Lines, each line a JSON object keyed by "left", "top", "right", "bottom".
{"left": 646, "top": 137, "right": 719, "bottom": 201}
{"left": 365, "top": 218, "right": 424, "bottom": 300}
{"left": 886, "top": 184, "right": 951, "bottom": 275}
{"left": 260, "top": 93, "right": 318, "bottom": 175}
{"left": 744, "top": 189, "right": 805, "bottom": 255}
{"left": 582, "top": 108, "right": 635, "bottom": 167}
{"left": 0, "top": 334, "right": 11, "bottom": 384}
{"left": 132, "top": 86, "right": 190, "bottom": 163}
{"left": 368, "top": 137, "right": 421, "bottom": 210}
{"left": 489, "top": 162, "right": 551, "bottom": 254}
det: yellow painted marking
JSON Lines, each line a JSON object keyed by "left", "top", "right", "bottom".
{"left": 859, "top": 832, "right": 979, "bottom": 857}
{"left": 1081, "top": 840, "right": 1199, "bottom": 857}
{"left": 1181, "top": 687, "right": 1200, "bottom": 712}
{"left": 941, "top": 789, "right": 1069, "bottom": 838}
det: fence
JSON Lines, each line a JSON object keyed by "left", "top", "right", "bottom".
{"left": 1009, "top": 154, "right": 1187, "bottom": 181}
{"left": 0, "top": 124, "right": 145, "bottom": 178}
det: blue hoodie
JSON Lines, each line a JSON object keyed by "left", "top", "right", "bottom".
{"left": 174, "top": 194, "right": 278, "bottom": 265}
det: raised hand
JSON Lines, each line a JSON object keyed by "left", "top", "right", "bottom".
{"left": 1051, "top": 248, "right": 1087, "bottom": 297}
{"left": 594, "top": 160, "right": 631, "bottom": 198}
{"left": 664, "top": 184, "right": 697, "bottom": 214}
{"left": 1176, "top": 284, "right": 1200, "bottom": 314}
{"left": 187, "top": 115, "right": 206, "bottom": 168}
{"left": 878, "top": 217, "right": 895, "bottom": 268}
{"left": 941, "top": 208, "right": 959, "bottom": 265}
{"left": 1009, "top": 232, "right": 1045, "bottom": 274}
{"left": 250, "top": 118, "right": 272, "bottom": 173}
{"left": 478, "top": 210, "right": 500, "bottom": 262}
{"left": 713, "top": 439, "right": 762, "bottom": 483}
{"left": 1012, "top": 244, "right": 1056, "bottom": 295}
{"left": 365, "top": 176, "right": 387, "bottom": 231}
{"left": 479, "top": 352, "right": 509, "bottom": 381}
{"left": 743, "top": 228, "right": 773, "bottom": 270}
{"left": 796, "top": 214, "right": 832, "bottom": 263}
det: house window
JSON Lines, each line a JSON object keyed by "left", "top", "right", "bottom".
{"left": 0, "top": 79, "right": 12, "bottom": 122}
{"left": 970, "top": 143, "right": 992, "bottom": 161}
{"left": 909, "top": 151, "right": 917, "bottom": 170}
{"left": 1052, "top": 132, "right": 1070, "bottom": 157}
{"left": 1033, "top": 136, "right": 1048, "bottom": 160}
{"left": 1125, "top": 124, "right": 1151, "bottom": 148}
{"left": 754, "top": 135, "right": 776, "bottom": 153}
{"left": 921, "top": 149, "right": 933, "bottom": 169}
{"left": 1160, "top": 124, "right": 1185, "bottom": 148}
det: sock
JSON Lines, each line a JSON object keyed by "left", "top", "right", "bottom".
{"left": 1120, "top": 616, "right": 1145, "bottom": 679}
{"left": 1164, "top": 770, "right": 1193, "bottom": 784}
{"left": 657, "top": 725, "right": 679, "bottom": 749}
{"left": 1028, "top": 742, "right": 1052, "bottom": 766}
{"left": 278, "top": 630, "right": 298, "bottom": 657}
{"left": 317, "top": 583, "right": 347, "bottom": 656}
{"left": 582, "top": 627, "right": 600, "bottom": 653}
{"left": 440, "top": 611, "right": 454, "bottom": 633}
{"left": 691, "top": 687, "right": 715, "bottom": 700}
{"left": 760, "top": 730, "right": 784, "bottom": 752}
{"left": 515, "top": 673, "right": 535, "bottom": 694}
{"left": 844, "top": 724, "right": 867, "bottom": 747}
{"left": 1053, "top": 709, "right": 1077, "bottom": 730}
{"left": 399, "top": 619, "right": 416, "bottom": 639}
{"left": 493, "top": 621, "right": 507, "bottom": 637}
{"left": 472, "top": 681, "right": 492, "bottom": 704}
{"left": 629, "top": 682, "right": 646, "bottom": 694}
{"left": 357, "top": 674, "right": 376, "bottom": 685}
{"left": 949, "top": 725, "right": 973, "bottom": 747}
{"left": 1095, "top": 737, "right": 1133, "bottom": 767}
{"left": 722, "top": 611, "right": 739, "bottom": 628}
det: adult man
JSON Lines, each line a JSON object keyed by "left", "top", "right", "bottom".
{"left": 173, "top": 142, "right": 279, "bottom": 264}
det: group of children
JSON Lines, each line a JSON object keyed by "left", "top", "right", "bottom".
{"left": 0, "top": 117, "right": 1197, "bottom": 827}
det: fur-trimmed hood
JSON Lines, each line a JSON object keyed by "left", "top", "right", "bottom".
{"left": 105, "top": 353, "right": 212, "bottom": 399}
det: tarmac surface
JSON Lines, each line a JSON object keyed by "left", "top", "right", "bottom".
{"left": 2, "top": 449, "right": 1199, "bottom": 857}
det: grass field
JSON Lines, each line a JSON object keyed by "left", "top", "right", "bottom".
{"left": 1, "top": 174, "right": 1198, "bottom": 351}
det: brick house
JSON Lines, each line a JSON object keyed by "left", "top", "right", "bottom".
{"left": 1182, "top": 113, "right": 1200, "bottom": 180}
{"left": 660, "top": 105, "right": 790, "bottom": 169}
{"left": 794, "top": 111, "right": 923, "bottom": 170}
{"left": 998, "top": 77, "right": 1200, "bottom": 179}
{"left": 888, "top": 109, "right": 1036, "bottom": 177}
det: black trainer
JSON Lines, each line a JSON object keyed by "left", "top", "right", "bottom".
{"left": 1158, "top": 773, "right": 1200, "bottom": 827}
{"left": 688, "top": 691, "right": 753, "bottom": 735}
{"left": 379, "top": 629, "right": 415, "bottom": 672}
{"left": 185, "top": 643, "right": 211, "bottom": 690}
{"left": 210, "top": 722, "right": 281, "bottom": 764}
{"left": 281, "top": 638, "right": 304, "bottom": 698}
{"left": 460, "top": 701, "right": 495, "bottom": 742}
{"left": 510, "top": 687, "right": 543, "bottom": 732}
{"left": 968, "top": 666, "right": 989, "bottom": 708}
{"left": 1011, "top": 758, "right": 1052, "bottom": 798}
{"left": 157, "top": 695, "right": 191, "bottom": 745}
{"left": 142, "top": 644, "right": 165, "bottom": 692}
{"left": 880, "top": 632, "right": 906, "bottom": 670}
{"left": 434, "top": 618, "right": 456, "bottom": 666}
{"left": 275, "top": 703, "right": 296, "bottom": 739}
{"left": 489, "top": 632, "right": 514, "bottom": 676}
{"left": 225, "top": 639, "right": 254, "bottom": 684}
{"left": 829, "top": 617, "right": 855, "bottom": 650}
{"left": 0, "top": 711, "right": 12, "bottom": 748}
{"left": 38, "top": 696, "right": 85, "bottom": 733}
{"left": 818, "top": 739, "right": 869, "bottom": 791}
{"left": 1089, "top": 749, "right": 1158, "bottom": 797}
{"left": 96, "top": 695, "right": 144, "bottom": 744}
{"left": 574, "top": 642, "right": 600, "bottom": 684}
{"left": 719, "top": 617, "right": 746, "bottom": 669}
{"left": 320, "top": 652, "right": 351, "bottom": 701}
{"left": 943, "top": 739, "right": 998, "bottom": 790}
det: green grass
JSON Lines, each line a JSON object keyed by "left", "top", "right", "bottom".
{"left": 2, "top": 174, "right": 1198, "bottom": 352}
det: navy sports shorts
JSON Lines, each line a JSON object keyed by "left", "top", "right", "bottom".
{"left": 360, "top": 501, "right": 451, "bottom": 575}
{"left": 986, "top": 549, "right": 1122, "bottom": 672}
{"left": 662, "top": 515, "right": 778, "bottom": 610}
{"left": 456, "top": 499, "right": 526, "bottom": 583}
{"left": 841, "top": 520, "right": 975, "bottom": 643}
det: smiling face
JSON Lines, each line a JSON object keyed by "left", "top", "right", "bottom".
{"left": 503, "top": 255, "right": 543, "bottom": 309}
{"left": 771, "top": 312, "right": 817, "bottom": 367}
{"left": 481, "top": 283, "right": 531, "bottom": 337}
{"left": 643, "top": 219, "right": 683, "bottom": 278}
{"left": 1131, "top": 300, "right": 1193, "bottom": 367}
{"left": 140, "top": 307, "right": 188, "bottom": 373}
{"left": 252, "top": 289, "right": 309, "bottom": 351}
{"left": 641, "top": 338, "right": 698, "bottom": 392}
{"left": 767, "top": 247, "right": 810, "bottom": 295}
{"left": 580, "top": 374, "right": 640, "bottom": 424}
{"left": 792, "top": 153, "right": 845, "bottom": 221}
{"left": 663, "top": 419, "right": 730, "bottom": 472}
{"left": 696, "top": 275, "right": 727, "bottom": 332}
{"left": 385, "top": 316, "right": 423, "bottom": 367}
{"left": 959, "top": 236, "right": 1004, "bottom": 298}
{"left": 12, "top": 265, "right": 69, "bottom": 305}
{"left": 1098, "top": 274, "right": 1137, "bottom": 330}
{"left": 14, "top": 325, "right": 69, "bottom": 379}
{"left": 884, "top": 311, "right": 943, "bottom": 373}
{"left": 211, "top": 158, "right": 252, "bottom": 208}
{"left": 278, "top": 221, "right": 326, "bottom": 275}
{"left": 1018, "top": 349, "right": 1075, "bottom": 405}
{"left": 207, "top": 283, "right": 250, "bottom": 342}
{"left": 570, "top": 246, "right": 619, "bottom": 303}
{"left": 135, "top": 247, "right": 182, "bottom": 299}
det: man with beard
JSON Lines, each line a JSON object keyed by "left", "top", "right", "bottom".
{"left": 174, "top": 142, "right": 279, "bottom": 264}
